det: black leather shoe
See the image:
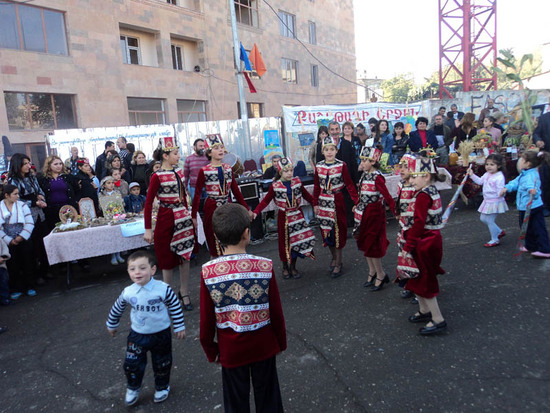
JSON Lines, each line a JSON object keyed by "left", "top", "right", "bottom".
{"left": 371, "top": 274, "right": 389, "bottom": 291}
{"left": 408, "top": 311, "right": 432, "bottom": 323}
{"left": 178, "top": 293, "right": 194, "bottom": 311}
{"left": 419, "top": 320, "right": 447, "bottom": 335}
{"left": 400, "top": 290, "right": 413, "bottom": 299}
{"left": 363, "top": 273, "right": 376, "bottom": 287}
{"left": 330, "top": 265, "right": 343, "bottom": 278}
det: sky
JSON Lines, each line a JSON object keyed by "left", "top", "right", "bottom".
{"left": 353, "top": 0, "right": 550, "bottom": 84}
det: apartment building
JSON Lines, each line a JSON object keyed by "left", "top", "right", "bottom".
{"left": 0, "top": 0, "right": 356, "bottom": 162}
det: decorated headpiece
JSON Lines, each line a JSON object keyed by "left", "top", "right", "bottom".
{"left": 399, "top": 153, "right": 416, "bottom": 170}
{"left": 77, "top": 158, "right": 89, "bottom": 166}
{"left": 157, "top": 136, "right": 178, "bottom": 152}
{"left": 359, "top": 146, "right": 382, "bottom": 162}
{"left": 322, "top": 136, "right": 337, "bottom": 148}
{"left": 419, "top": 145, "right": 437, "bottom": 159}
{"left": 204, "top": 134, "right": 224, "bottom": 150}
{"left": 276, "top": 157, "right": 293, "bottom": 172}
{"left": 409, "top": 157, "right": 437, "bottom": 176}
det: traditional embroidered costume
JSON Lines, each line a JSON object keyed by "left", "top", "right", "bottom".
{"left": 354, "top": 147, "right": 396, "bottom": 257}
{"left": 397, "top": 157, "right": 445, "bottom": 298}
{"left": 396, "top": 154, "right": 417, "bottom": 251}
{"left": 254, "top": 158, "right": 316, "bottom": 263}
{"left": 144, "top": 137, "right": 195, "bottom": 270}
{"left": 191, "top": 135, "right": 250, "bottom": 257}
{"left": 313, "top": 137, "right": 359, "bottom": 248}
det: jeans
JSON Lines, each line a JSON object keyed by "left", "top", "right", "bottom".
{"left": 519, "top": 206, "right": 550, "bottom": 253}
{"left": 0, "top": 267, "right": 9, "bottom": 303}
{"left": 480, "top": 213, "right": 502, "bottom": 243}
{"left": 124, "top": 328, "right": 172, "bottom": 391}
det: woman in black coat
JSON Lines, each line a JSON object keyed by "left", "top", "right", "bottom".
{"left": 75, "top": 158, "right": 100, "bottom": 215}
{"left": 129, "top": 150, "right": 149, "bottom": 195}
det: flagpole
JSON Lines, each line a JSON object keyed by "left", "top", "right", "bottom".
{"left": 229, "top": 0, "right": 251, "bottom": 159}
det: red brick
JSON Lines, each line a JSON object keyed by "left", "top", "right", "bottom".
{"left": 1, "top": 65, "right": 17, "bottom": 75}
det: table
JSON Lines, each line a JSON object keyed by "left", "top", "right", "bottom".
{"left": 43, "top": 219, "right": 149, "bottom": 287}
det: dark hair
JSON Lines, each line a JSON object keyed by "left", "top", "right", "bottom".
{"left": 439, "top": 106, "right": 446, "bottom": 111}
{"left": 77, "top": 158, "right": 96, "bottom": 175}
{"left": 193, "top": 138, "right": 204, "bottom": 147}
{"left": 356, "top": 123, "right": 365, "bottom": 130}
{"left": 1, "top": 183, "right": 18, "bottom": 198}
{"left": 377, "top": 119, "right": 390, "bottom": 137}
{"left": 105, "top": 154, "right": 121, "bottom": 171}
{"left": 415, "top": 117, "right": 429, "bottom": 127}
{"left": 127, "top": 250, "right": 157, "bottom": 267}
{"left": 393, "top": 122, "right": 406, "bottom": 138}
{"left": 212, "top": 203, "right": 250, "bottom": 247}
{"left": 485, "top": 153, "right": 506, "bottom": 173}
{"left": 485, "top": 116, "right": 496, "bottom": 125}
{"left": 117, "top": 136, "right": 127, "bottom": 144}
{"left": 522, "top": 150, "right": 550, "bottom": 168}
{"left": 127, "top": 143, "right": 135, "bottom": 153}
{"left": 430, "top": 173, "right": 448, "bottom": 183}
{"left": 342, "top": 121, "right": 355, "bottom": 133}
{"left": 368, "top": 117, "right": 378, "bottom": 125}
{"left": 146, "top": 161, "right": 161, "bottom": 181}
{"left": 152, "top": 148, "right": 163, "bottom": 162}
{"left": 447, "top": 112, "right": 454, "bottom": 120}
{"left": 451, "top": 104, "right": 458, "bottom": 109}
{"left": 317, "top": 126, "right": 329, "bottom": 142}
{"left": 105, "top": 141, "right": 115, "bottom": 149}
{"left": 8, "top": 153, "right": 31, "bottom": 179}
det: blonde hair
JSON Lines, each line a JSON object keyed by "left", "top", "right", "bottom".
{"left": 42, "top": 155, "right": 67, "bottom": 178}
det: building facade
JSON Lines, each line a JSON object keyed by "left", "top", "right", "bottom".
{"left": 0, "top": 0, "right": 356, "bottom": 162}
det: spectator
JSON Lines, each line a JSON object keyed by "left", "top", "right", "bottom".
{"left": 391, "top": 122, "right": 410, "bottom": 163}
{"left": 64, "top": 147, "right": 80, "bottom": 175}
{"left": 451, "top": 113, "right": 477, "bottom": 150}
{"left": 263, "top": 154, "right": 282, "bottom": 180}
{"left": 445, "top": 111, "right": 458, "bottom": 131}
{"left": 367, "top": 118, "right": 379, "bottom": 145}
{"left": 309, "top": 126, "right": 329, "bottom": 170}
{"left": 124, "top": 182, "right": 146, "bottom": 214}
{"left": 492, "top": 111, "right": 506, "bottom": 133}
{"left": 408, "top": 117, "right": 439, "bottom": 153}
{"left": 104, "top": 153, "right": 131, "bottom": 182}
{"left": 534, "top": 111, "right": 550, "bottom": 150}
{"left": 183, "top": 139, "right": 209, "bottom": 199}
{"left": 429, "top": 114, "right": 452, "bottom": 165}
{"left": 342, "top": 121, "right": 362, "bottom": 167}
{"left": 111, "top": 168, "right": 129, "bottom": 198}
{"left": 38, "top": 156, "right": 80, "bottom": 233}
{"left": 8, "top": 153, "right": 48, "bottom": 285}
{"left": 146, "top": 161, "right": 161, "bottom": 188}
{"left": 450, "top": 104, "right": 465, "bottom": 121}
{"left": 95, "top": 141, "right": 115, "bottom": 180}
{"left": 0, "top": 184, "right": 35, "bottom": 299}
{"left": 431, "top": 106, "right": 446, "bottom": 125}
{"left": 377, "top": 119, "right": 395, "bottom": 165}
{"left": 129, "top": 150, "right": 149, "bottom": 195}
{"left": 75, "top": 158, "right": 99, "bottom": 215}
{"left": 482, "top": 115, "right": 503, "bottom": 147}
{"left": 116, "top": 136, "right": 132, "bottom": 170}
{"left": 479, "top": 98, "right": 499, "bottom": 123}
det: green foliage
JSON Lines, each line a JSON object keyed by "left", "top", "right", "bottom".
{"left": 380, "top": 74, "right": 415, "bottom": 103}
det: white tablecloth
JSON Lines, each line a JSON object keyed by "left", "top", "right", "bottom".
{"left": 43, "top": 219, "right": 150, "bottom": 265}
{"left": 260, "top": 168, "right": 452, "bottom": 212}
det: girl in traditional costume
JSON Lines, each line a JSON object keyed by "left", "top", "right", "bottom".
{"left": 253, "top": 157, "right": 316, "bottom": 279}
{"left": 354, "top": 146, "right": 396, "bottom": 291}
{"left": 144, "top": 136, "right": 195, "bottom": 311}
{"left": 191, "top": 135, "right": 251, "bottom": 259}
{"left": 397, "top": 155, "right": 447, "bottom": 335}
{"left": 313, "top": 136, "right": 358, "bottom": 278}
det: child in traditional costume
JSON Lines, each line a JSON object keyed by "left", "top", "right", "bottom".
{"left": 99, "top": 176, "right": 124, "bottom": 266}
{"left": 354, "top": 146, "right": 396, "bottom": 291}
{"left": 191, "top": 135, "right": 252, "bottom": 259}
{"left": 467, "top": 153, "right": 508, "bottom": 247}
{"left": 397, "top": 155, "right": 447, "bottom": 335}
{"left": 144, "top": 136, "right": 195, "bottom": 311}
{"left": 395, "top": 154, "right": 417, "bottom": 300}
{"left": 313, "top": 136, "right": 359, "bottom": 278}
{"left": 253, "top": 157, "right": 316, "bottom": 279}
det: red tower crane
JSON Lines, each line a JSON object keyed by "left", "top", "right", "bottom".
{"left": 438, "top": 0, "right": 497, "bottom": 99}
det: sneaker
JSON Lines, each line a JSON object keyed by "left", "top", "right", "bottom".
{"left": 110, "top": 257, "right": 118, "bottom": 266}
{"left": 116, "top": 255, "right": 125, "bottom": 264}
{"left": 154, "top": 386, "right": 170, "bottom": 403}
{"left": 531, "top": 251, "right": 550, "bottom": 259}
{"left": 484, "top": 241, "right": 500, "bottom": 248}
{"left": 498, "top": 230, "right": 506, "bottom": 239}
{"left": 10, "top": 292, "right": 22, "bottom": 300}
{"left": 125, "top": 388, "right": 140, "bottom": 406}
{"left": 26, "top": 289, "right": 37, "bottom": 297}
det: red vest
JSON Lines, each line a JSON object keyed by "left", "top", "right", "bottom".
{"left": 156, "top": 168, "right": 187, "bottom": 205}
{"left": 358, "top": 170, "right": 382, "bottom": 204}
{"left": 203, "top": 164, "right": 233, "bottom": 200}
{"left": 316, "top": 160, "right": 345, "bottom": 194}
{"left": 402, "top": 185, "right": 443, "bottom": 231}
{"left": 272, "top": 178, "right": 302, "bottom": 211}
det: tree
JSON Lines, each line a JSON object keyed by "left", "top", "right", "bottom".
{"left": 380, "top": 74, "right": 414, "bottom": 103}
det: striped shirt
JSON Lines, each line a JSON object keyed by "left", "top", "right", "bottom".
{"left": 0, "top": 200, "right": 34, "bottom": 243}
{"left": 183, "top": 153, "right": 209, "bottom": 188}
{"left": 106, "top": 278, "right": 185, "bottom": 334}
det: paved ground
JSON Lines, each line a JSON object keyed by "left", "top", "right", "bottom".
{"left": 1, "top": 192, "right": 550, "bottom": 412}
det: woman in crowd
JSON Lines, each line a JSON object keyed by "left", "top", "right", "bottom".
{"left": 342, "top": 121, "right": 362, "bottom": 167}
{"left": 129, "top": 150, "right": 149, "bottom": 195}
{"left": 391, "top": 122, "right": 409, "bottom": 163}
{"left": 75, "top": 158, "right": 100, "bottom": 214}
{"left": 104, "top": 153, "right": 131, "bottom": 182}
{"left": 451, "top": 112, "right": 477, "bottom": 149}
{"left": 7, "top": 153, "right": 49, "bottom": 284}
{"left": 377, "top": 119, "right": 395, "bottom": 165}
{"left": 482, "top": 115, "right": 503, "bottom": 148}
{"left": 38, "top": 156, "right": 80, "bottom": 233}
{"left": 309, "top": 126, "right": 329, "bottom": 170}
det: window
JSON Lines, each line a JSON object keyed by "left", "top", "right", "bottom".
{"left": 4, "top": 92, "right": 76, "bottom": 130}
{"left": 278, "top": 11, "right": 296, "bottom": 38}
{"left": 167, "top": 0, "right": 177, "bottom": 4}
{"left": 308, "top": 21, "right": 317, "bottom": 45}
{"left": 0, "top": 3, "right": 68, "bottom": 55}
{"left": 281, "top": 58, "right": 298, "bottom": 84}
{"left": 127, "top": 98, "right": 166, "bottom": 126}
{"left": 120, "top": 35, "right": 141, "bottom": 65}
{"left": 311, "top": 65, "right": 319, "bottom": 87}
{"left": 234, "top": 0, "right": 259, "bottom": 27}
{"left": 237, "top": 103, "right": 264, "bottom": 119}
{"left": 171, "top": 44, "right": 184, "bottom": 70}
{"left": 177, "top": 100, "right": 207, "bottom": 123}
